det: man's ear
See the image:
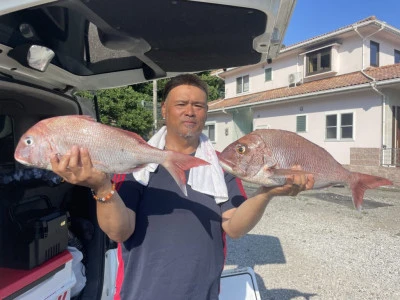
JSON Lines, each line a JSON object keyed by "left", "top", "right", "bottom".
{"left": 161, "top": 101, "right": 166, "bottom": 119}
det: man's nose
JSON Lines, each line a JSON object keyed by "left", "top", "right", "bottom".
{"left": 185, "top": 105, "right": 195, "bottom": 116}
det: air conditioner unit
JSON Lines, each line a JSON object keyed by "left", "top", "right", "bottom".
{"left": 288, "top": 72, "right": 302, "bottom": 85}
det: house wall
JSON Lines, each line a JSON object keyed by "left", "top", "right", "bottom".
{"left": 250, "top": 90, "right": 382, "bottom": 164}
{"left": 223, "top": 30, "right": 400, "bottom": 100}
{"left": 206, "top": 112, "right": 234, "bottom": 150}
{"left": 336, "top": 36, "right": 363, "bottom": 74}
{"left": 210, "top": 22, "right": 400, "bottom": 185}
{"left": 208, "top": 90, "right": 383, "bottom": 162}
{"left": 366, "top": 35, "right": 400, "bottom": 67}
{"left": 223, "top": 55, "right": 299, "bottom": 99}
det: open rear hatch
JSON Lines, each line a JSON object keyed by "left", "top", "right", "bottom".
{"left": 0, "top": 0, "right": 295, "bottom": 91}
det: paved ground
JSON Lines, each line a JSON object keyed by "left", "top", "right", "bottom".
{"left": 223, "top": 184, "right": 400, "bottom": 299}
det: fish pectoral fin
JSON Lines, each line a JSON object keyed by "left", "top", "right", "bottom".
{"left": 264, "top": 168, "right": 314, "bottom": 177}
{"left": 131, "top": 164, "right": 147, "bottom": 172}
{"left": 91, "top": 159, "right": 109, "bottom": 170}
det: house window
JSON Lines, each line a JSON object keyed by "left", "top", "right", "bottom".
{"left": 265, "top": 68, "right": 272, "bottom": 81}
{"left": 341, "top": 113, "right": 353, "bottom": 138}
{"left": 296, "top": 115, "right": 307, "bottom": 132}
{"left": 370, "top": 41, "right": 379, "bottom": 67}
{"left": 395, "top": 49, "right": 400, "bottom": 64}
{"left": 306, "top": 47, "right": 331, "bottom": 76}
{"left": 236, "top": 75, "right": 249, "bottom": 94}
{"left": 203, "top": 124, "right": 215, "bottom": 142}
{"left": 326, "top": 112, "right": 353, "bottom": 140}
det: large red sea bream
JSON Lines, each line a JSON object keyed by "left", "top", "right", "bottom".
{"left": 218, "top": 129, "right": 392, "bottom": 210}
{"left": 14, "top": 115, "right": 209, "bottom": 195}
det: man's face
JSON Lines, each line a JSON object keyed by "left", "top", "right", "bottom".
{"left": 162, "top": 84, "right": 208, "bottom": 140}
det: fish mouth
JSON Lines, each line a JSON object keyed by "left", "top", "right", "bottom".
{"left": 14, "top": 156, "right": 30, "bottom": 166}
{"left": 217, "top": 157, "right": 234, "bottom": 173}
{"left": 217, "top": 154, "right": 246, "bottom": 176}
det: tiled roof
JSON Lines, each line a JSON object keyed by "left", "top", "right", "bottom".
{"left": 208, "top": 64, "right": 400, "bottom": 111}
{"left": 282, "top": 16, "right": 378, "bottom": 51}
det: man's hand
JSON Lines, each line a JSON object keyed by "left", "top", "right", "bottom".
{"left": 50, "top": 145, "right": 109, "bottom": 190}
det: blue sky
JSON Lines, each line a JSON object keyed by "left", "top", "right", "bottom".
{"left": 283, "top": 0, "right": 400, "bottom": 46}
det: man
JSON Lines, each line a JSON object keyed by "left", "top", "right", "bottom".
{"left": 51, "top": 74, "right": 314, "bottom": 300}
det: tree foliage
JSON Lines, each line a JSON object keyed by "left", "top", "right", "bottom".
{"left": 77, "top": 86, "right": 153, "bottom": 137}
{"left": 198, "top": 71, "right": 225, "bottom": 101}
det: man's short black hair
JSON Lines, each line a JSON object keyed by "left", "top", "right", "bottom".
{"left": 162, "top": 74, "right": 209, "bottom": 101}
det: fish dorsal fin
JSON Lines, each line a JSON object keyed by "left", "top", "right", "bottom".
{"left": 122, "top": 130, "right": 147, "bottom": 144}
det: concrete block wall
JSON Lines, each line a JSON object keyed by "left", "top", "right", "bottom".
{"left": 347, "top": 148, "right": 400, "bottom": 186}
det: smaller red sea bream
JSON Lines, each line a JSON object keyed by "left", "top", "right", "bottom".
{"left": 14, "top": 115, "right": 209, "bottom": 196}
{"left": 218, "top": 129, "right": 393, "bottom": 210}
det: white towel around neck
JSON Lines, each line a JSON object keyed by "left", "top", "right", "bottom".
{"left": 132, "top": 126, "right": 229, "bottom": 204}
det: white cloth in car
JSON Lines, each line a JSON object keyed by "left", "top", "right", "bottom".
{"left": 132, "top": 126, "right": 229, "bottom": 204}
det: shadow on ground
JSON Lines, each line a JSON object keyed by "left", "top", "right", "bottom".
{"left": 305, "top": 192, "right": 393, "bottom": 209}
{"left": 225, "top": 234, "right": 318, "bottom": 299}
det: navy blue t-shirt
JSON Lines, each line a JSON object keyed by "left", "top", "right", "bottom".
{"left": 117, "top": 165, "right": 246, "bottom": 300}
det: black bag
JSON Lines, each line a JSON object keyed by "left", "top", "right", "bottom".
{"left": 1, "top": 194, "right": 69, "bottom": 269}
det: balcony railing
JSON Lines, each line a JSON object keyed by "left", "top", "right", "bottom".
{"left": 381, "top": 148, "right": 400, "bottom": 166}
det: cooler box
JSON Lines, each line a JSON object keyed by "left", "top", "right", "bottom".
{"left": 0, "top": 250, "right": 75, "bottom": 300}
{"left": 219, "top": 267, "right": 261, "bottom": 300}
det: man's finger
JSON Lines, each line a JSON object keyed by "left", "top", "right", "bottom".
{"left": 68, "top": 146, "right": 80, "bottom": 169}
{"left": 50, "top": 153, "right": 60, "bottom": 170}
{"left": 58, "top": 150, "right": 71, "bottom": 171}
{"left": 80, "top": 147, "right": 93, "bottom": 170}
{"left": 305, "top": 174, "right": 315, "bottom": 190}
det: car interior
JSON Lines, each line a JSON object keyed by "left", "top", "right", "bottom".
{"left": 0, "top": 79, "right": 109, "bottom": 298}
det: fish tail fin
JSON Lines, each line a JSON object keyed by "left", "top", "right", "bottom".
{"left": 349, "top": 172, "right": 393, "bottom": 210}
{"left": 161, "top": 151, "right": 210, "bottom": 196}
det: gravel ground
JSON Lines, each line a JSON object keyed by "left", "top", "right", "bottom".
{"left": 224, "top": 184, "right": 400, "bottom": 300}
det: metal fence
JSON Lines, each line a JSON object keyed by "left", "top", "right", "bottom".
{"left": 381, "top": 148, "right": 400, "bottom": 166}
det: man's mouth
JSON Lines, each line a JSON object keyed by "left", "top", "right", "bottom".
{"left": 183, "top": 121, "right": 196, "bottom": 127}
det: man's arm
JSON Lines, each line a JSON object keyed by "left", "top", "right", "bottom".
{"left": 50, "top": 146, "right": 135, "bottom": 242}
{"left": 93, "top": 181, "right": 136, "bottom": 242}
{"left": 222, "top": 167, "right": 314, "bottom": 239}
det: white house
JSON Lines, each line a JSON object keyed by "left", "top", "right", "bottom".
{"left": 205, "top": 16, "right": 400, "bottom": 185}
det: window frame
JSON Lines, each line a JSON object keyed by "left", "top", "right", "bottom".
{"left": 264, "top": 67, "right": 272, "bottom": 81}
{"left": 370, "top": 41, "right": 380, "bottom": 67}
{"left": 236, "top": 75, "right": 249, "bottom": 94}
{"left": 305, "top": 47, "right": 332, "bottom": 76}
{"left": 203, "top": 122, "right": 216, "bottom": 142}
{"left": 395, "top": 49, "right": 400, "bottom": 64}
{"left": 325, "top": 111, "right": 354, "bottom": 141}
{"left": 296, "top": 114, "right": 307, "bottom": 133}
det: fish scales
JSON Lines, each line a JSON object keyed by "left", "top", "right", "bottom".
{"left": 262, "top": 130, "right": 350, "bottom": 188}
{"left": 44, "top": 117, "right": 155, "bottom": 172}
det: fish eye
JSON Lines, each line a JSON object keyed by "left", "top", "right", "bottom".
{"left": 24, "top": 137, "right": 33, "bottom": 146}
{"left": 236, "top": 144, "right": 246, "bottom": 154}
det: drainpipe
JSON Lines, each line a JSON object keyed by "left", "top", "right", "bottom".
{"left": 222, "top": 107, "right": 233, "bottom": 139}
{"left": 353, "top": 22, "right": 387, "bottom": 148}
